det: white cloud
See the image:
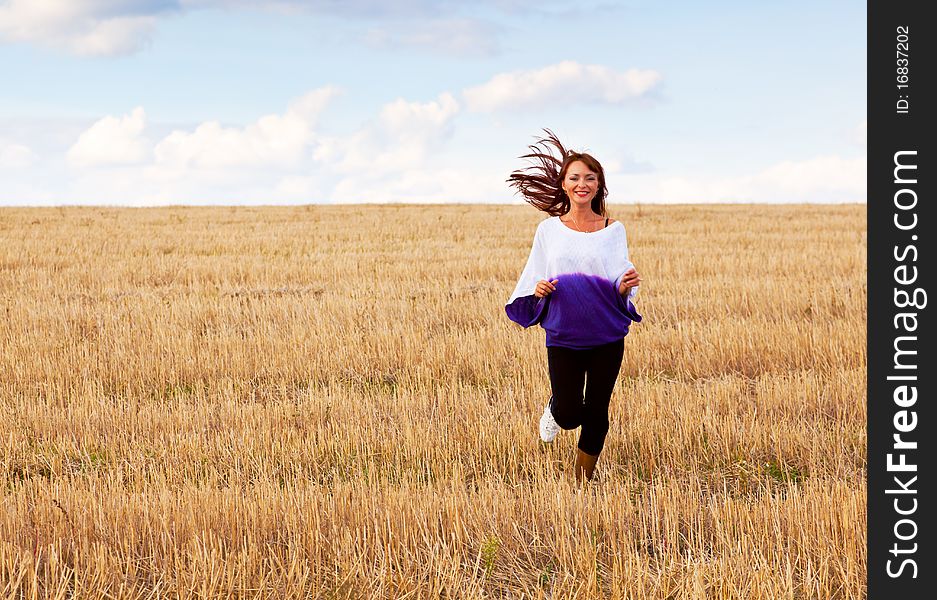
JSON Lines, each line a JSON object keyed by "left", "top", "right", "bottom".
{"left": 0, "top": 1, "right": 562, "bottom": 57}
{"left": 0, "top": 141, "right": 38, "bottom": 168}
{"left": 275, "top": 175, "right": 323, "bottom": 201}
{"left": 617, "top": 154, "right": 866, "bottom": 204}
{"left": 0, "top": 0, "right": 170, "bottom": 57}
{"left": 602, "top": 154, "right": 654, "bottom": 175}
{"left": 34, "top": 86, "right": 342, "bottom": 204}
{"left": 755, "top": 155, "right": 866, "bottom": 199}
{"left": 0, "top": 76, "right": 865, "bottom": 206}
{"left": 331, "top": 165, "right": 506, "bottom": 204}
{"left": 274, "top": 91, "right": 464, "bottom": 203}
{"left": 463, "top": 61, "right": 662, "bottom": 112}
{"left": 182, "top": 1, "right": 537, "bottom": 19}
{"left": 154, "top": 86, "right": 340, "bottom": 169}
{"left": 380, "top": 92, "right": 459, "bottom": 136}
{"left": 67, "top": 106, "right": 151, "bottom": 167}
{"left": 314, "top": 92, "right": 459, "bottom": 175}
{"left": 363, "top": 17, "right": 500, "bottom": 56}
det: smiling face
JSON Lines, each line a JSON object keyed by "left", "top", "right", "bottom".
{"left": 562, "top": 160, "right": 599, "bottom": 207}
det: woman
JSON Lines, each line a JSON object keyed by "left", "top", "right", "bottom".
{"left": 505, "top": 129, "right": 642, "bottom": 483}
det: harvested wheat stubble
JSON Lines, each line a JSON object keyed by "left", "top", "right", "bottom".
{"left": 0, "top": 204, "right": 865, "bottom": 599}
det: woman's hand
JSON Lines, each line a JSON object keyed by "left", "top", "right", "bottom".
{"left": 534, "top": 279, "right": 559, "bottom": 298}
{"left": 618, "top": 268, "right": 641, "bottom": 296}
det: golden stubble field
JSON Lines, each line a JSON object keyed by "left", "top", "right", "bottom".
{"left": 0, "top": 204, "right": 866, "bottom": 599}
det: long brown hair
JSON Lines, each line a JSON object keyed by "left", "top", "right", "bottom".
{"left": 506, "top": 128, "right": 608, "bottom": 217}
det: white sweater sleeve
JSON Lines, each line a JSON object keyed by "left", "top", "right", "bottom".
{"left": 505, "top": 222, "right": 549, "bottom": 327}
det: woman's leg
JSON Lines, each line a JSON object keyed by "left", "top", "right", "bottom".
{"left": 574, "top": 449, "right": 600, "bottom": 483}
{"left": 577, "top": 339, "right": 625, "bottom": 464}
{"left": 546, "top": 345, "right": 587, "bottom": 431}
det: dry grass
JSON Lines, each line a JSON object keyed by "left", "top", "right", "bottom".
{"left": 0, "top": 204, "right": 866, "bottom": 598}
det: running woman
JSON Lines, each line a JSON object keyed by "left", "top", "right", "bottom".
{"left": 505, "top": 129, "right": 642, "bottom": 482}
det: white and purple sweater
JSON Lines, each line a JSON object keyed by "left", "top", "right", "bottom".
{"left": 505, "top": 216, "right": 642, "bottom": 349}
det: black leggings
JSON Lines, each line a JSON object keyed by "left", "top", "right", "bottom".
{"left": 547, "top": 339, "right": 625, "bottom": 456}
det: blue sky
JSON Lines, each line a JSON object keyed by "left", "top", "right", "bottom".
{"left": 0, "top": 0, "right": 866, "bottom": 205}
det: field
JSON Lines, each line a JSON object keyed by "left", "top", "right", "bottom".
{"left": 0, "top": 204, "right": 866, "bottom": 598}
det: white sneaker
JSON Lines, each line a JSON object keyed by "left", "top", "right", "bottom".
{"left": 539, "top": 401, "right": 560, "bottom": 443}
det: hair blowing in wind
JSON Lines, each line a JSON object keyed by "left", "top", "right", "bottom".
{"left": 506, "top": 128, "right": 609, "bottom": 217}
